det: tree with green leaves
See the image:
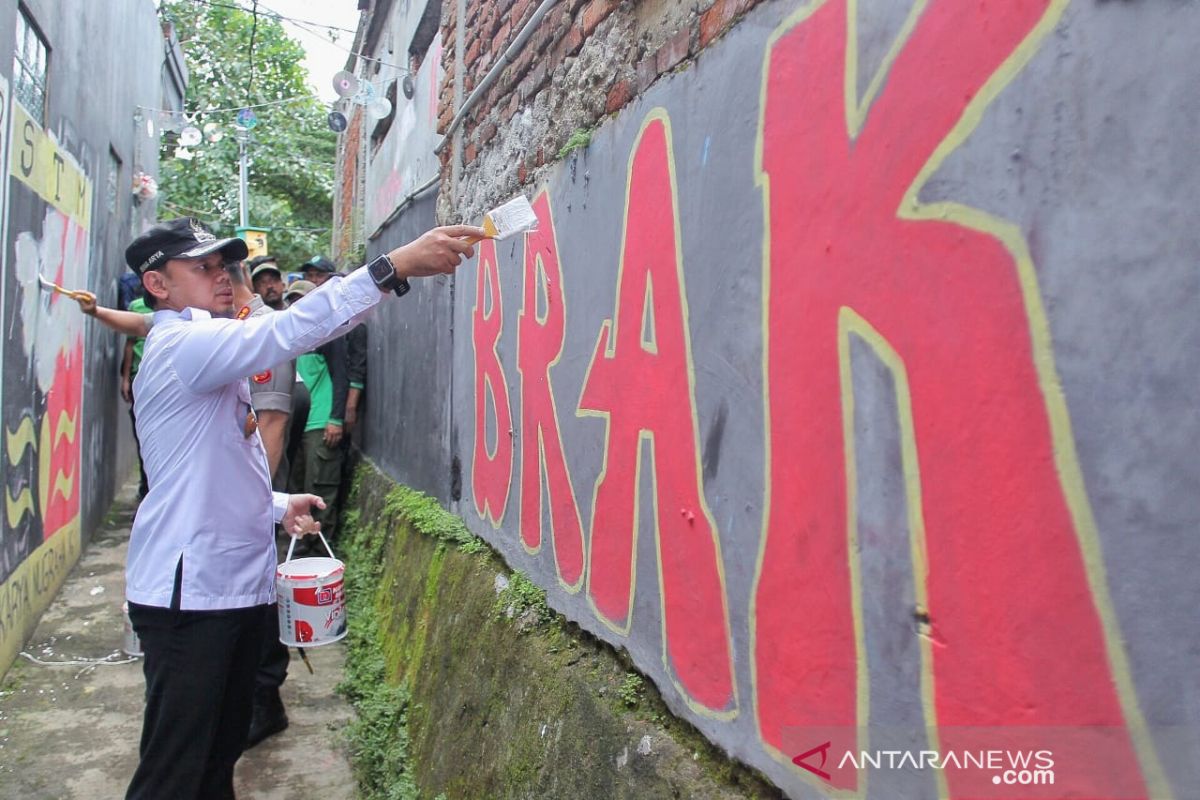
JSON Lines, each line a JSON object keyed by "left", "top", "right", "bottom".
{"left": 156, "top": 0, "right": 337, "bottom": 271}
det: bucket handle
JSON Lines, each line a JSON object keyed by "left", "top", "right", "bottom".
{"left": 285, "top": 530, "right": 336, "bottom": 562}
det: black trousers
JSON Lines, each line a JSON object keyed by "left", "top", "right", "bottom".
{"left": 255, "top": 604, "right": 290, "bottom": 693}
{"left": 126, "top": 600, "right": 269, "bottom": 800}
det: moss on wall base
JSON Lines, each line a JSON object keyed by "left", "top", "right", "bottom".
{"left": 339, "top": 461, "right": 781, "bottom": 800}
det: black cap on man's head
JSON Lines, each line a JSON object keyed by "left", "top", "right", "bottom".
{"left": 125, "top": 217, "right": 249, "bottom": 275}
{"left": 303, "top": 256, "right": 337, "bottom": 274}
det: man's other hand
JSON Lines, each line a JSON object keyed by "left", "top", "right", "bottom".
{"left": 323, "top": 422, "right": 343, "bottom": 447}
{"left": 282, "top": 494, "right": 327, "bottom": 537}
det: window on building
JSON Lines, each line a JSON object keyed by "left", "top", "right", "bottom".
{"left": 408, "top": 0, "right": 442, "bottom": 74}
{"left": 13, "top": 7, "right": 49, "bottom": 122}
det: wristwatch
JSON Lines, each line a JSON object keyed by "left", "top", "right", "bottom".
{"left": 366, "top": 253, "right": 410, "bottom": 297}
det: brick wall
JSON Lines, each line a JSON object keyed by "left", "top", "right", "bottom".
{"left": 436, "top": 0, "right": 766, "bottom": 223}
{"left": 333, "top": 104, "right": 365, "bottom": 263}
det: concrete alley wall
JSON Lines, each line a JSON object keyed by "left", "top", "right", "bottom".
{"left": 346, "top": 0, "right": 1200, "bottom": 796}
{"left": 0, "top": 0, "right": 172, "bottom": 675}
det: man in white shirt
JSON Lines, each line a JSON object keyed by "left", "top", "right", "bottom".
{"left": 122, "top": 216, "right": 482, "bottom": 800}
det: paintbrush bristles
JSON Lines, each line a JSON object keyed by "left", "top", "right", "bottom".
{"left": 482, "top": 195, "right": 538, "bottom": 240}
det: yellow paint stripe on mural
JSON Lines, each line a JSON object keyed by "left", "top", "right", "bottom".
{"left": 6, "top": 486, "right": 35, "bottom": 529}
{"left": 6, "top": 416, "right": 36, "bottom": 465}
{"left": 0, "top": 518, "right": 82, "bottom": 676}
{"left": 838, "top": 306, "right": 948, "bottom": 800}
{"left": 9, "top": 102, "right": 92, "bottom": 230}
{"left": 53, "top": 410, "right": 78, "bottom": 448}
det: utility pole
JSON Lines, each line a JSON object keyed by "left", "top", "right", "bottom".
{"left": 237, "top": 130, "right": 250, "bottom": 228}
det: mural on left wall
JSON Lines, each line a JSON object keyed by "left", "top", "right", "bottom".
{"left": 0, "top": 92, "right": 92, "bottom": 668}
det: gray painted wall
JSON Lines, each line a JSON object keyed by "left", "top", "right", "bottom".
{"left": 358, "top": 0, "right": 1199, "bottom": 796}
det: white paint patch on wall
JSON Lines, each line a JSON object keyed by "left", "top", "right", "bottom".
{"left": 12, "top": 207, "right": 90, "bottom": 393}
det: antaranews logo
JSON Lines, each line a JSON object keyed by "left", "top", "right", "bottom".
{"left": 792, "top": 744, "right": 1054, "bottom": 785}
{"left": 781, "top": 726, "right": 1160, "bottom": 798}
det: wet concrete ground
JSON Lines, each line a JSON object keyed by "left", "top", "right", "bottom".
{"left": 0, "top": 480, "right": 357, "bottom": 799}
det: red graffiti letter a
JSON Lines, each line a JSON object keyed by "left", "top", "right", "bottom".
{"left": 579, "top": 112, "right": 734, "bottom": 714}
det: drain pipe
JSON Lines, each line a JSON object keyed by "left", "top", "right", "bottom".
{"left": 367, "top": 174, "right": 440, "bottom": 241}
{"left": 433, "top": 0, "right": 560, "bottom": 155}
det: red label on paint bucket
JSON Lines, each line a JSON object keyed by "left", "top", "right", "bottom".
{"left": 292, "top": 580, "right": 344, "bottom": 607}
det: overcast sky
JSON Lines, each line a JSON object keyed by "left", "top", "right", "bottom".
{"left": 260, "top": 0, "right": 362, "bottom": 104}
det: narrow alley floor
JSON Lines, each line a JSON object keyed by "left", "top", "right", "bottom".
{"left": 0, "top": 478, "right": 357, "bottom": 799}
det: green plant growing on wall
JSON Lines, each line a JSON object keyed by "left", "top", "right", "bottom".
{"left": 617, "top": 672, "right": 645, "bottom": 708}
{"left": 556, "top": 127, "right": 593, "bottom": 160}
{"left": 338, "top": 501, "right": 419, "bottom": 800}
{"left": 382, "top": 486, "right": 484, "bottom": 553}
{"left": 494, "top": 570, "right": 552, "bottom": 626}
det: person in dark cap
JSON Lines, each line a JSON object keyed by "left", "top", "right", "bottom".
{"left": 120, "top": 216, "right": 484, "bottom": 800}
{"left": 301, "top": 255, "right": 339, "bottom": 284}
{"left": 248, "top": 255, "right": 287, "bottom": 311}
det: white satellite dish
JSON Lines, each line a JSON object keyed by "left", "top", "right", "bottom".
{"left": 367, "top": 97, "right": 392, "bottom": 120}
{"left": 179, "top": 126, "right": 202, "bottom": 147}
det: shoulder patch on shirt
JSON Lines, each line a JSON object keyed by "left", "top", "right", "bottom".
{"left": 236, "top": 305, "right": 253, "bottom": 320}
{"left": 253, "top": 369, "right": 273, "bottom": 384}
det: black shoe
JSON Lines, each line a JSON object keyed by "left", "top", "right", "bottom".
{"left": 245, "top": 689, "right": 289, "bottom": 749}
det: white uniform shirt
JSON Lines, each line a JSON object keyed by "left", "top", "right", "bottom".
{"left": 127, "top": 268, "right": 381, "bottom": 610}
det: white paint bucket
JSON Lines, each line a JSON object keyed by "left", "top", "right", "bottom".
{"left": 122, "top": 602, "right": 142, "bottom": 657}
{"left": 276, "top": 533, "right": 347, "bottom": 647}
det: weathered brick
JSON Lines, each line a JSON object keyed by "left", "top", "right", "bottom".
{"left": 605, "top": 78, "right": 633, "bottom": 114}
{"left": 699, "top": 0, "right": 738, "bottom": 49}
{"left": 512, "top": 0, "right": 535, "bottom": 30}
{"left": 518, "top": 162, "right": 528, "bottom": 183}
{"left": 551, "top": 24, "right": 584, "bottom": 64}
{"left": 655, "top": 27, "right": 691, "bottom": 74}
{"left": 465, "top": 142, "right": 478, "bottom": 162}
{"left": 477, "top": 47, "right": 495, "bottom": 75}
{"left": 635, "top": 56, "right": 657, "bottom": 93}
{"left": 495, "top": 20, "right": 512, "bottom": 46}
{"left": 519, "top": 61, "right": 549, "bottom": 101}
{"left": 581, "top": 0, "right": 621, "bottom": 37}
{"left": 465, "top": 37, "right": 482, "bottom": 67}
{"left": 479, "top": 120, "right": 498, "bottom": 145}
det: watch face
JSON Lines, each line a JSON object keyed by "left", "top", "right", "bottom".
{"left": 369, "top": 254, "right": 394, "bottom": 284}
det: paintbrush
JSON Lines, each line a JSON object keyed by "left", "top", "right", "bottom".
{"left": 37, "top": 274, "right": 88, "bottom": 301}
{"left": 466, "top": 195, "right": 539, "bottom": 244}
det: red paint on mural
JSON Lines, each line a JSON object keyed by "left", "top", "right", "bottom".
{"left": 517, "top": 193, "right": 585, "bottom": 587}
{"left": 755, "top": 1, "right": 1142, "bottom": 794}
{"left": 580, "top": 116, "right": 733, "bottom": 712}
{"left": 471, "top": 239, "right": 513, "bottom": 523}
{"left": 41, "top": 342, "right": 81, "bottom": 539}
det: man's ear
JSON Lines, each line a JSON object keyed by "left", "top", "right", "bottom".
{"left": 142, "top": 270, "right": 169, "bottom": 303}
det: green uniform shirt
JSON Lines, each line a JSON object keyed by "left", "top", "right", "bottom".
{"left": 297, "top": 352, "right": 336, "bottom": 431}
{"left": 128, "top": 297, "right": 152, "bottom": 376}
